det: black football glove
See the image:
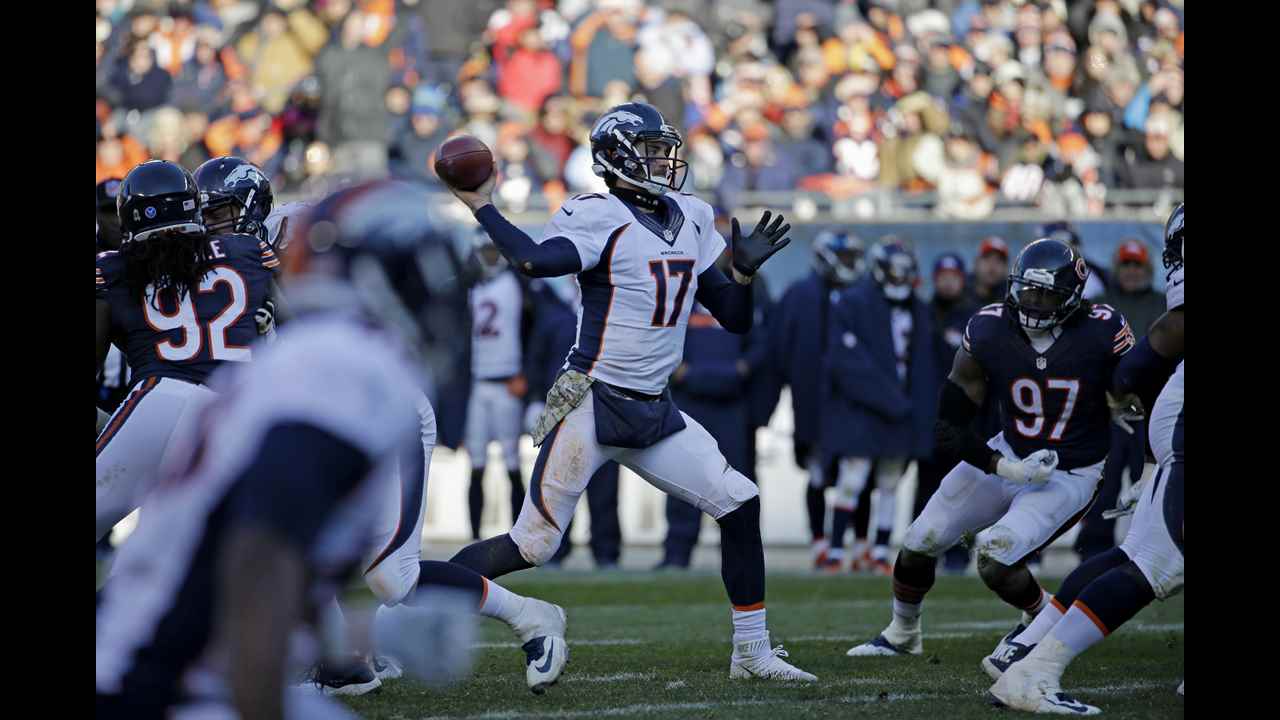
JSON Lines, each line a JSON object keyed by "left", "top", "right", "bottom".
{"left": 730, "top": 210, "right": 792, "bottom": 277}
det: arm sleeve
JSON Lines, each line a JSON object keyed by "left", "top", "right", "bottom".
{"left": 225, "top": 422, "right": 375, "bottom": 551}
{"left": 693, "top": 265, "right": 753, "bottom": 333}
{"left": 934, "top": 380, "right": 998, "bottom": 470}
{"left": 475, "top": 204, "right": 583, "bottom": 277}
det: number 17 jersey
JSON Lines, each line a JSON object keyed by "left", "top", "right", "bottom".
{"left": 542, "top": 191, "right": 724, "bottom": 395}
{"left": 96, "top": 234, "right": 278, "bottom": 387}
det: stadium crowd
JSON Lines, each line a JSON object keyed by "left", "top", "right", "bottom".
{"left": 96, "top": 0, "right": 1184, "bottom": 218}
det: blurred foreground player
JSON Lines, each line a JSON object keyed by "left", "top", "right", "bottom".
{"left": 987, "top": 204, "right": 1184, "bottom": 714}
{"left": 95, "top": 181, "right": 566, "bottom": 720}
{"left": 445, "top": 102, "right": 816, "bottom": 681}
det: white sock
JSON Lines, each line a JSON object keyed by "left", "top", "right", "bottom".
{"left": 731, "top": 607, "right": 768, "bottom": 646}
{"left": 1050, "top": 603, "right": 1106, "bottom": 659}
{"left": 478, "top": 577, "right": 526, "bottom": 625}
{"left": 1015, "top": 596, "right": 1064, "bottom": 645}
{"left": 889, "top": 598, "right": 922, "bottom": 638}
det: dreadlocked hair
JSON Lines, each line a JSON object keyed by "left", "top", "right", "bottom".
{"left": 123, "top": 228, "right": 215, "bottom": 311}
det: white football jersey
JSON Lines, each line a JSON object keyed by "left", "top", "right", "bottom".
{"left": 96, "top": 315, "right": 423, "bottom": 696}
{"left": 469, "top": 270, "right": 524, "bottom": 380}
{"left": 540, "top": 191, "right": 725, "bottom": 394}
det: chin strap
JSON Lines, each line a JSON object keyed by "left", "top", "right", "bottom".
{"left": 609, "top": 184, "right": 661, "bottom": 211}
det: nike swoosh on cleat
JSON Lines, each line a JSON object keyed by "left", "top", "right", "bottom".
{"left": 536, "top": 641, "right": 555, "bottom": 673}
{"left": 1046, "top": 695, "right": 1090, "bottom": 713}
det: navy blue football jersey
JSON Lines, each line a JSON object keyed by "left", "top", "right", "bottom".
{"left": 96, "top": 234, "right": 279, "bottom": 386}
{"left": 963, "top": 302, "right": 1135, "bottom": 470}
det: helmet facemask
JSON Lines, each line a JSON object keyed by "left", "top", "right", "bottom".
{"left": 200, "top": 189, "right": 264, "bottom": 239}
{"left": 594, "top": 125, "right": 689, "bottom": 197}
{"left": 1009, "top": 268, "right": 1081, "bottom": 331}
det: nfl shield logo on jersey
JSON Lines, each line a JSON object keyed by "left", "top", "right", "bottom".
{"left": 664, "top": 229, "right": 674, "bottom": 243}
{"left": 1036, "top": 357, "right": 1047, "bottom": 370}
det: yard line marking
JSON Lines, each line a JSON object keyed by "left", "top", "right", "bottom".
{"left": 788, "top": 622, "right": 1181, "bottom": 645}
{"left": 474, "top": 638, "right": 645, "bottom": 649}
{"left": 418, "top": 692, "right": 937, "bottom": 720}
{"left": 1076, "top": 681, "right": 1173, "bottom": 695}
{"left": 566, "top": 672, "right": 655, "bottom": 684}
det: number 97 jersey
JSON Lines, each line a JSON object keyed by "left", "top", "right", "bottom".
{"left": 96, "top": 234, "right": 278, "bottom": 386}
{"left": 962, "top": 302, "right": 1135, "bottom": 470}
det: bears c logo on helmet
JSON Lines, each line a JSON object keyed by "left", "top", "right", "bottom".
{"left": 1074, "top": 257, "right": 1088, "bottom": 281}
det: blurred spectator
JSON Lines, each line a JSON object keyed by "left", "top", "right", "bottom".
{"left": 936, "top": 123, "right": 993, "bottom": 218}
{"left": 967, "top": 235, "right": 1008, "bottom": 306}
{"left": 111, "top": 41, "right": 174, "bottom": 112}
{"left": 1118, "top": 113, "right": 1183, "bottom": 189}
{"left": 314, "top": 9, "right": 393, "bottom": 178}
{"left": 178, "top": 111, "right": 213, "bottom": 169}
{"left": 634, "top": 47, "right": 685, "bottom": 133}
{"left": 414, "top": 0, "right": 502, "bottom": 84}
{"left": 1100, "top": 239, "right": 1165, "bottom": 336}
{"left": 497, "top": 25, "right": 563, "bottom": 117}
{"left": 776, "top": 107, "right": 832, "bottom": 178}
{"left": 527, "top": 97, "right": 577, "bottom": 186}
{"left": 97, "top": 118, "right": 150, "bottom": 184}
{"left": 493, "top": 122, "right": 548, "bottom": 213}
{"left": 171, "top": 32, "right": 229, "bottom": 113}
{"left": 570, "top": 1, "right": 639, "bottom": 98}
{"left": 684, "top": 127, "right": 726, "bottom": 192}
{"left": 390, "top": 84, "right": 451, "bottom": 183}
{"left": 878, "top": 91, "right": 948, "bottom": 191}
{"left": 717, "top": 123, "right": 800, "bottom": 212}
{"left": 146, "top": 106, "right": 188, "bottom": 163}
{"left": 638, "top": 6, "right": 715, "bottom": 106}
{"left": 235, "top": 6, "right": 327, "bottom": 114}
{"left": 151, "top": 8, "right": 198, "bottom": 77}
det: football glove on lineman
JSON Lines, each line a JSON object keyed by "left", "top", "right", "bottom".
{"left": 1102, "top": 475, "right": 1146, "bottom": 519}
{"left": 255, "top": 298, "right": 276, "bottom": 336}
{"left": 731, "top": 210, "right": 791, "bottom": 277}
{"left": 995, "top": 449, "right": 1058, "bottom": 485}
{"left": 1106, "top": 391, "right": 1146, "bottom": 435}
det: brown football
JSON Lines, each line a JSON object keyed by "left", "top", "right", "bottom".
{"left": 434, "top": 135, "right": 494, "bottom": 191}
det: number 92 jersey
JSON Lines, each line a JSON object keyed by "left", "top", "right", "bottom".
{"left": 96, "top": 234, "right": 278, "bottom": 386}
{"left": 962, "top": 302, "right": 1135, "bottom": 470}
{"left": 544, "top": 191, "right": 725, "bottom": 395}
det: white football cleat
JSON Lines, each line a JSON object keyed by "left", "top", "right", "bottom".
{"left": 987, "top": 656, "right": 1100, "bottom": 715}
{"left": 729, "top": 637, "right": 817, "bottom": 682}
{"left": 370, "top": 655, "right": 403, "bottom": 681}
{"left": 982, "top": 623, "right": 1034, "bottom": 680}
{"left": 510, "top": 599, "right": 569, "bottom": 694}
{"left": 846, "top": 625, "right": 922, "bottom": 657}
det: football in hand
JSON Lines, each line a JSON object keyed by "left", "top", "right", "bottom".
{"left": 434, "top": 135, "right": 494, "bottom": 191}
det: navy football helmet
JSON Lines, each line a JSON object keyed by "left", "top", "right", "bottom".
{"left": 1006, "top": 238, "right": 1088, "bottom": 331}
{"left": 193, "top": 156, "right": 274, "bottom": 239}
{"left": 812, "top": 230, "right": 865, "bottom": 285}
{"left": 868, "top": 237, "right": 918, "bottom": 302}
{"left": 589, "top": 102, "right": 688, "bottom": 196}
{"left": 282, "top": 180, "right": 470, "bottom": 388}
{"left": 117, "top": 160, "right": 204, "bottom": 243}
{"left": 1162, "top": 202, "right": 1183, "bottom": 273}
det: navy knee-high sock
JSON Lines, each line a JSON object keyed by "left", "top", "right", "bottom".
{"left": 1071, "top": 561, "right": 1156, "bottom": 635}
{"left": 830, "top": 506, "right": 853, "bottom": 552}
{"left": 508, "top": 469, "right": 525, "bottom": 526}
{"left": 449, "top": 534, "right": 534, "bottom": 580}
{"left": 468, "top": 467, "right": 485, "bottom": 539}
{"left": 806, "top": 486, "right": 827, "bottom": 542}
{"left": 716, "top": 497, "right": 765, "bottom": 607}
{"left": 410, "top": 560, "right": 485, "bottom": 604}
{"left": 1053, "top": 546, "right": 1132, "bottom": 609}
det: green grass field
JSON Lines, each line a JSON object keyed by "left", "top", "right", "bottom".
{"left": 339, "top": 570, "right": 1184, "bottom": 719}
